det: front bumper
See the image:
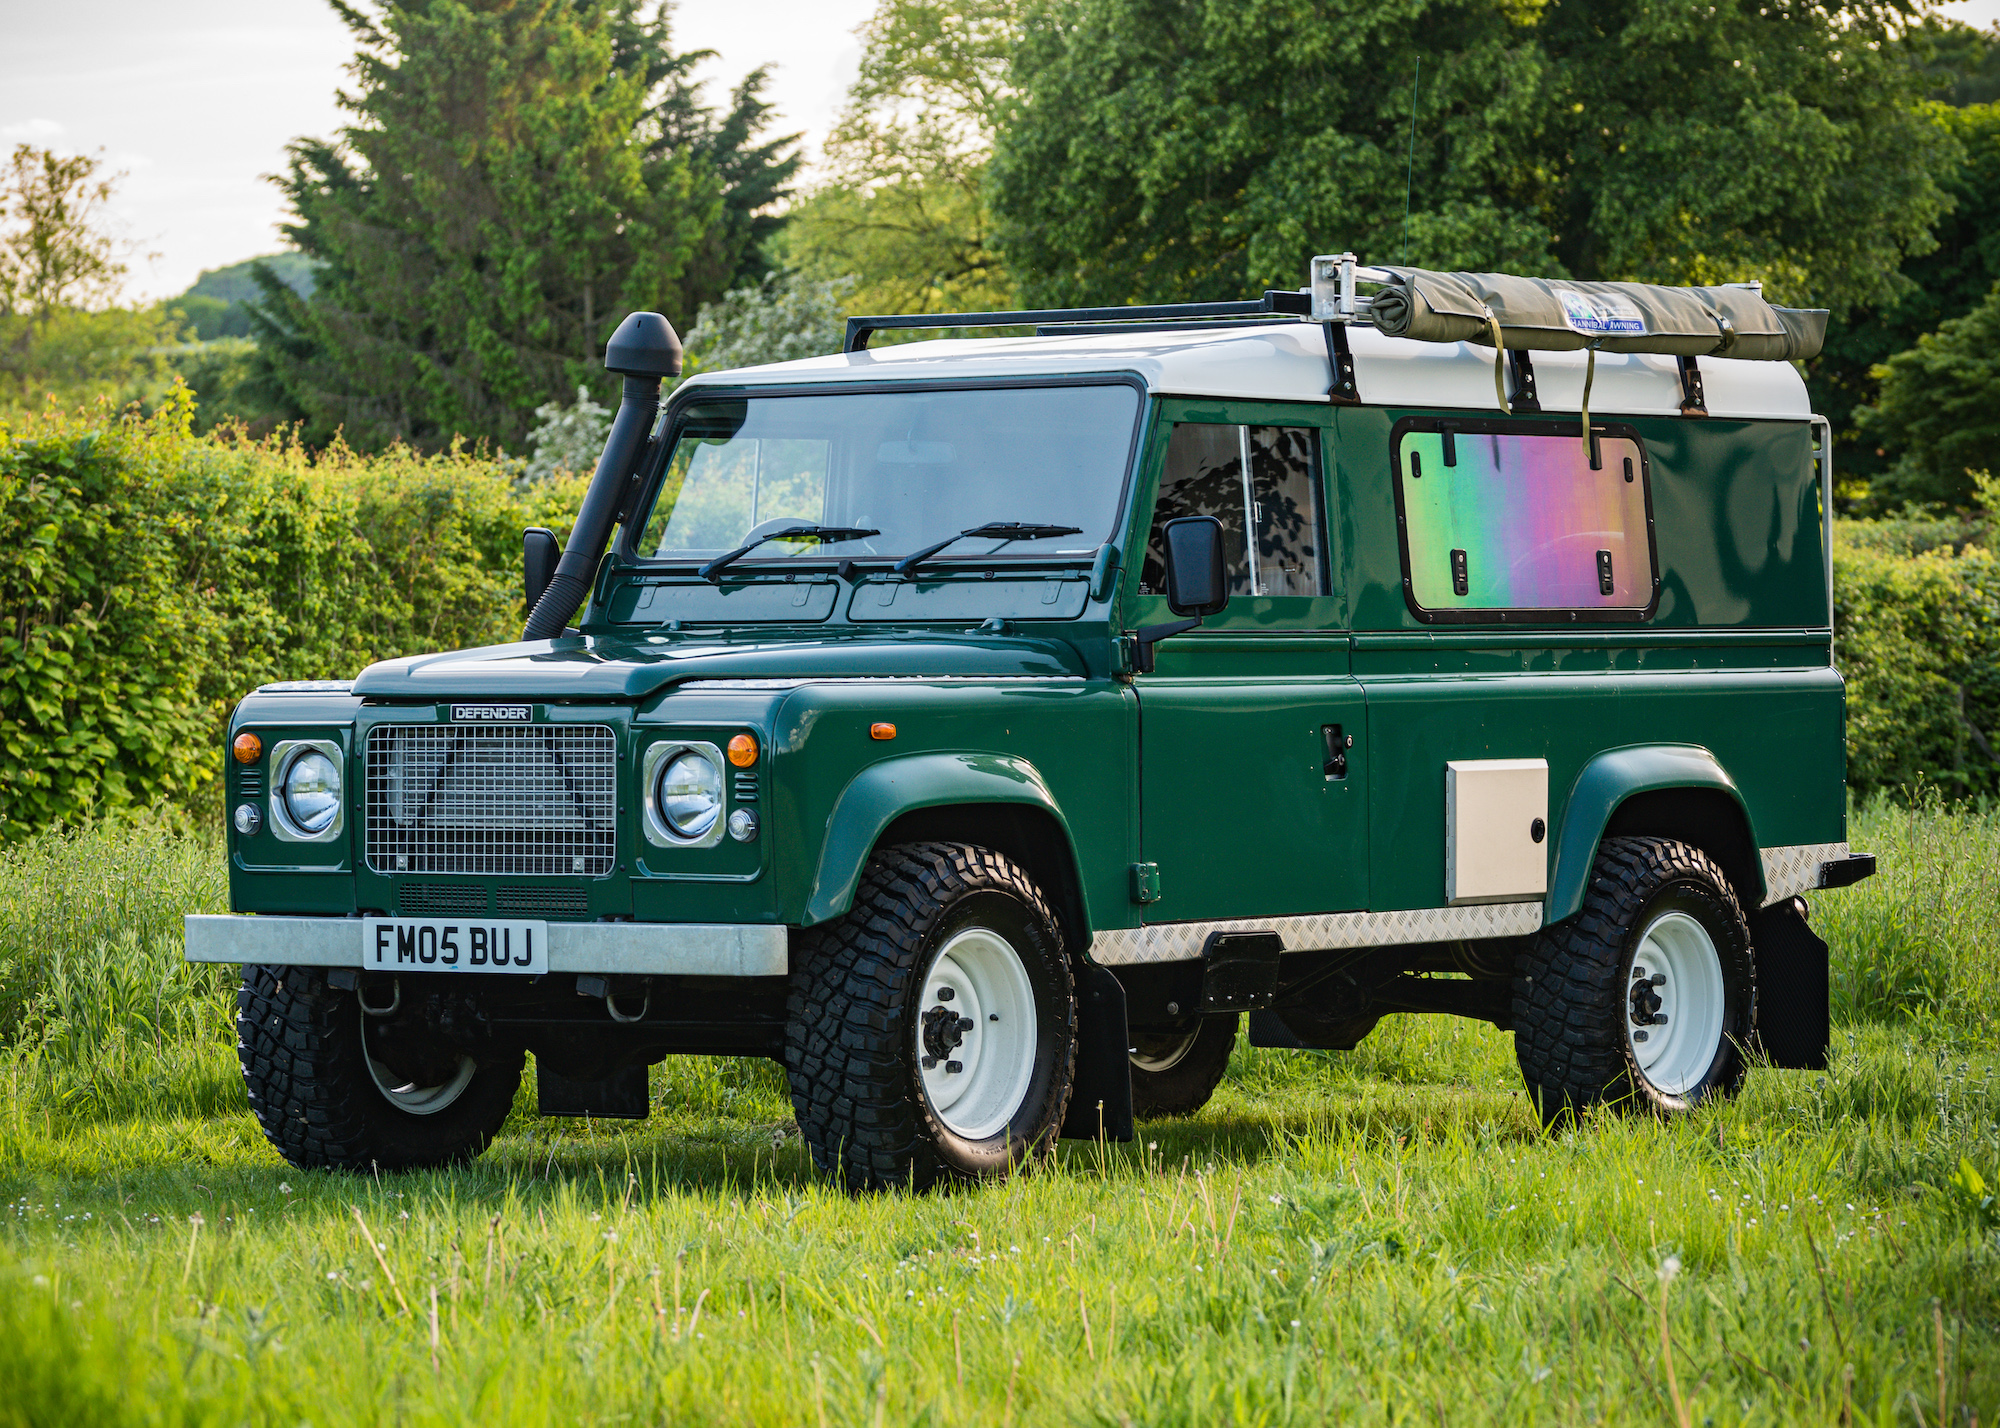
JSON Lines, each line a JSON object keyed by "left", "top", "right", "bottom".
{"left": 185, "top": 915, "right": 788, "bottom": 977}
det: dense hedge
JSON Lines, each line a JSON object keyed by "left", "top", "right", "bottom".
{"left": 0, "top": 388, "right": 584, "bottom": 839}
{"left": 1834, "top": 512, "right": 2000, "bottom": 797}
{"left": 2, "top": 393, "right": 1995, "bottom": 839}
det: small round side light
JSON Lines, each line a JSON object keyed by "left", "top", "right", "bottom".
{"left": 233, "top": 803, "right": 262, "bottom": 835}
{"left": 870, "top": 723, "right": 897, "bottom": 741}
{"left": 232, "top": 731, "right": 263, "bottom": 764}
{"left": 727, "top": 733, "right": 759, "bottom": 768}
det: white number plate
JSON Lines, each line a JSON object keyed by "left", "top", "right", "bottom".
{"left": 361, "top": 918, "right": 548, "bottom": 975}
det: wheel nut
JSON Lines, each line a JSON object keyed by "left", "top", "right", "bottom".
{"left": 937, "top": 987, "right": 955, "bottom": 1001}
{"left": 1633, "top": 1030, "right": 1649, "bottom": 1043}
{"left": 945, "top": 1060, "right": 963, "bottom": 1074}
{"left": 921, "top": 1056, "right": 936, "bottom": 1069}
{"left": 959, "top": 1016, "right": 974, "bottom": 1033}
{"left": 1650, "top": 973, "right": 1666, "bottom": 986}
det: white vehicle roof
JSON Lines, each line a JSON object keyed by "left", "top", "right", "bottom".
{"left": 680, "top": 320, "right": 1811, "bottom": 422}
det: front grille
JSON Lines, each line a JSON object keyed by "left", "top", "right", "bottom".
{"left": 366, "top": 723, "right": 616, "bottom": 877}
{"left": 397, "top": 883, "right": 491, "bottom": 917}
{"left": 495, "top": 886, "right": 590, "bottom": 919}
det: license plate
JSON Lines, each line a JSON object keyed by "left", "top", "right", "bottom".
{"left": 361, "top": 918, "right": 548, "bottom": 975}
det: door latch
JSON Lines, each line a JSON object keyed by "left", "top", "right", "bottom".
{"left": 1322, "top": 724, "right": 1352, "bottom": 779}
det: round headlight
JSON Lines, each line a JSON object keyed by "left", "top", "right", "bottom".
{"left": 282, "top": 750, "right": 342, "bottom": 835}
{"left": 658, "top": 750, "right": 722, "bottom": 838}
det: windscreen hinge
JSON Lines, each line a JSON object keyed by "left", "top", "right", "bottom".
{"left": 1507, "top": 350, "right": 1541, "bottom": 413}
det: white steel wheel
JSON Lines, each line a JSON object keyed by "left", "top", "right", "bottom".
{"left": 362, "top": 1007, "right": 477, "bottom": 1116}
{"left": 916, "top": 926, "right": 1039, "bottom": 1140}
{"left": 1131, "top": 1028, "right": 1202, "bottom": 1074}
{"left": 1626, "top": 911, "right": 1726, "bottom": 1097}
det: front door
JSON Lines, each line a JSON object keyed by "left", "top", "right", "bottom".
{"left": 1133, "top": 403, "right": 1369, "bottom": 924}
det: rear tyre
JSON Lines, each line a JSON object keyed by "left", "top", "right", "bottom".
{"left": 236, "top": 965, "right": 522, "bottom": 1171}
{"left": 1513, "top": 837, "right": 1753, "bottom": 1128}
{"left": 785, "top": 842, "right": 1076, "bottom": 1192}
{"left": 1129, "top": 1014, "right": 1237, "bottom": 1118}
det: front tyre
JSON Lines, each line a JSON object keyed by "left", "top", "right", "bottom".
{"left": 236, "top": 965, "right": 522, "bottom": 1171}
{"left": 1513, "top": 837, "right": 1753, "bottom": 1127}
{"left": 785, "top": 842, "right": 1076, "bottom": 1191}
{"left": 1129, "top": 1014, "right": 1238, "bottom": 1118}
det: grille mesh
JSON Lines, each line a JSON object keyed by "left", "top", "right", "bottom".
{"left": 366, "top": 724, "right": 616, "bottom": 877}
{"left": 396, "top": 883, "right": 491, "bottom": 917}
{"left": 495, "top": 886, "right": 590, "bottom": 920}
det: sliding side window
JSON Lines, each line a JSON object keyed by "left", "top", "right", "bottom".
{"left": 1393, "top": 419, "right": 1658, "bottom": 622}
{"left": 1141, "top": 423, "right": 1327, "bottom": 598}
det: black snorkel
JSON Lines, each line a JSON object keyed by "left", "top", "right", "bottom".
{"left": 521, "top": 310, "right": 683, "bottom": 641}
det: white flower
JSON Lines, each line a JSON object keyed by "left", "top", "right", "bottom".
{"left": 1657, "top": 1256, "right": 1682, "bottom": 1285}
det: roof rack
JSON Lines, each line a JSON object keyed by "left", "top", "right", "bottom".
{"left": 843, "top": 289, "right": 1313, "bottom": 353}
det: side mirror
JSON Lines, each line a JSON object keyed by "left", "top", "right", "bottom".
{"left": 1162, "top": 516, "right": 1229, "bottom": 617}
{"left": 1133, "top": 515, "right": 1229, "bottom": 673}
{"left": 524, "top": 528, "right": 560, "bottom": 612}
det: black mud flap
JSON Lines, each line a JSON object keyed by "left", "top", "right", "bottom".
{"left": 1060, "top": 963, "right": 1134, "bottom": 1142}
{"left": 1748, "top": 896, "right": 1829, "bottom": 1071}
{"left": 537, "top": 1063, "right": 651, "bottom": 1119}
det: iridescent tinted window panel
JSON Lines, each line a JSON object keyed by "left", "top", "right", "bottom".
{"left": 1396, "top": 427, "right": 1654, "bottom": 614}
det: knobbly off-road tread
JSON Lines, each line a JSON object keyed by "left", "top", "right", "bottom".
{"left": 236, "top": 964, "right": 519, "bottom": 1172}
{"left": 785, "top": 841, "right": 1074, "bottom": 1192}
{"left": 1130, "top": 1014, "right": 1238, "bottom": 1118}
{"left": 1512, "top": 836, "right": 1750, "bottom": 1127}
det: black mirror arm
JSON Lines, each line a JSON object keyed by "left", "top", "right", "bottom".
{"left": 1131, "top": 614, "right": 1204, "bottom": 674}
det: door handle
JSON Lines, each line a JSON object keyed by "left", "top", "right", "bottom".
{"left": 1322, "top": 724, "right": 1353, "bottom": 779}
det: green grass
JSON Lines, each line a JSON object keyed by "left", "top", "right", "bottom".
{"left": 0, "top": 809, "right": 1995, "bottom": 1426}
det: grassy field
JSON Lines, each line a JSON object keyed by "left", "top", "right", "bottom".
{"left": 0, "top": 804, "right": 1995, "bottom": 1426}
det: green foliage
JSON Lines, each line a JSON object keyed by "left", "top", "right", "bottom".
{"left": 989, "top": 0, "right": 1955, "bottom": 310}
{"left": 684, "top": 270, "right": 854, "bottom": 373}
{"left": 0, "top": 391, "right": 586, "bottom": 840}
{"left": 170, "top": 255, "right": 319, "bottom": 344}
{"left": 1857, "top": 282, "right": 2000, "bottom": 509}
{"left": 784, "top": 0, "right": 1016, "bottom": 315}
{"left": 1832, "top": 515, "right": 2000, "bottom": 797}
{"left": 253, "top": 0, "right": 799, "bottom": 451}
{"left": 1813, "top": 102, "right": 2000, "bottom": 501}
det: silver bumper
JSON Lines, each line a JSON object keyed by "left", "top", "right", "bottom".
{"left": 184, "top": 915, "right": 788, "bottom": 978}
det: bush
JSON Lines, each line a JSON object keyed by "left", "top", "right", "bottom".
{"left": 1833, "top": 514, "right": 2000, "bottom": 798}
{"left": 0, "top": 387, "right": 586, "bottom": 838}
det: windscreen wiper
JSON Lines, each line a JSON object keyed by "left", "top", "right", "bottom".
{"left": 699, "top": 525, "right": 880, "bottom": 583}
{"left": 892, "top": 522, "right": 1085, "bottom": 577}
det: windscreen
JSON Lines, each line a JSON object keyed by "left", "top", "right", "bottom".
{"left": 635, "top": 384, "right": 1140, "bottom": 563}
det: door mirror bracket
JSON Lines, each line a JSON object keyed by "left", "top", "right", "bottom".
{"left": 524, "top": 527, "right": 561, "bottom": 611}
{"left": 1132, "top": 516, "right": 1229, "bottom": 673}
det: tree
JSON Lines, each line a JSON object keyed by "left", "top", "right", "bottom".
{"left": 0, "top": 145, "right": 173, "bottom": 410}
{"left": 1858, "top": 284, "right": 2000, "bottom": 509}
{"left": 987, "top": 0, "right": 1955, "bottom": 313}
{"left": 782, "top": 0, "right": 1016, "bottom": 315}
{"left": 250, "top": 0, "right": 800, "bottom": 450}
{"left": 1808, "top": 96, "right": 2000, "bottom": 500}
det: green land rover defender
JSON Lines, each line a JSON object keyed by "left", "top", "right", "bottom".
{"left": 190, "top": 258, "right": 1875, "bottom": 1188}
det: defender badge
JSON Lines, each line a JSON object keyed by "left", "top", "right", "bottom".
{"left": 451, "top": 704, "right": 531, "bottom": 722}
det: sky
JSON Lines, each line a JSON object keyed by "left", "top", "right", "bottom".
{"left": 0, "top": 0, "right": 876, "bottom": 301}
{"left": 2, "top": 0, "right": 1996, "bottom": 303}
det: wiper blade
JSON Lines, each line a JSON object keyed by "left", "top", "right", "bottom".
{"left": 699, "top": 524, "right": 880, "bottom": 583}
{"left": 891, "top": 522, "right": 1085, "bottom": 576}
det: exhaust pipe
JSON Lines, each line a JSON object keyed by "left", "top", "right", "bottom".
{"left": 522, "top": 311, "right": 683, "bottom": 640}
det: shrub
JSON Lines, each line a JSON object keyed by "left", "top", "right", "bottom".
{"left": 0, "top": 387, "right": 586, "bottom": 838}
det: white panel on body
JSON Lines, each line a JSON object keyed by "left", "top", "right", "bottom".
{"left": 1088, "top": 903, "right": 1545, "bottom": 967}
{"left": 185, "top": 915, "right": 788, "bottom": 977}
{"left": 1759, "top": 843, "right": 1849, "bottom": 906}
{"left": 688, "top": 321, "right": 1814, "bottom": 422}
{"left": 1446, "top": 759, "right": 1550, "bottom": 906}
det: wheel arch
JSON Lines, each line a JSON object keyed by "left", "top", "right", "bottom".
{"left": 802, "top": 753, "right": 1093, "bottom": 951}
{"left": 1546, "top": 745, "right": 1764, "bottom": 923}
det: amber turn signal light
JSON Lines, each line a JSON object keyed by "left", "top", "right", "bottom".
{"left": 727, "top": 733, "right": 759, "bottom": 767}
{"left": 870, "top": 723, "right": 897, "bottom": 741}
{"left": 232, "top": 731, "right": 263, "bottom": 764}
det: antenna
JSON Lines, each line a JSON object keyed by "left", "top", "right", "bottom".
{"left": 1402, "top": 60, "right": 1420, "bottom": 267}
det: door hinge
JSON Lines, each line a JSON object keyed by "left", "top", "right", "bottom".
{"left": 1130, "top": 862, "right": 1162, "bottom": 904}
